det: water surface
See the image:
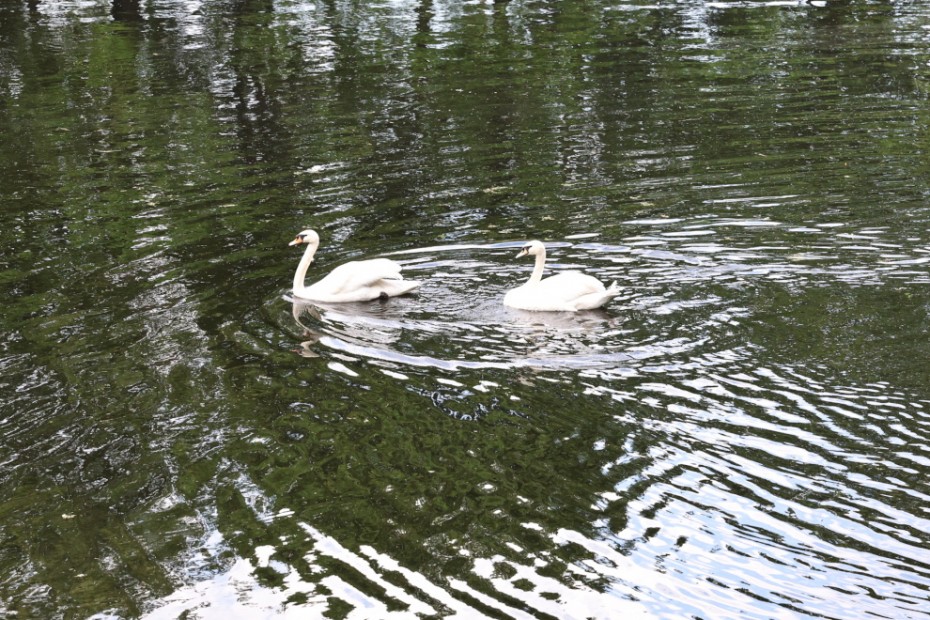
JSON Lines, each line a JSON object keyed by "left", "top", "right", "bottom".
{"left": 2, "top": 1, "right": 930, "bottom": 618}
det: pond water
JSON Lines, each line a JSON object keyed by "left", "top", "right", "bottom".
{"left": 2, "top": 1, "right": 930, "bottom": 618}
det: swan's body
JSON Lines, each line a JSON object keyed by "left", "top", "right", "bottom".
{"left": 289, "top": 229, "right": 420, "bottom": 302}
{"left": 504, "top": 240, "right": 619, "bottom": 312}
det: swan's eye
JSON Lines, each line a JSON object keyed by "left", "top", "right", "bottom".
{"left": 522, "top": 245, "right": 531, "bottom": 252}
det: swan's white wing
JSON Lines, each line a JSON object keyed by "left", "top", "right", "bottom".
{"left": 535, "top": 271, "right": 606, "bottom": 300}
{"left": 313, "top": 258, "right": 404, "bottom": 296}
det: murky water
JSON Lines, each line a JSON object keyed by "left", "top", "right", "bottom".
{"left": 3, "top": 1, "right": 930, "bottom": 618}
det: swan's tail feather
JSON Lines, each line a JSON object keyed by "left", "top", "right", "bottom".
{"left": 572, "top": 281, "right": 622, "bottom": 310}
{"left": 599, "top": 281, "right": 621, "bottom": 304}
{"left": 379, "top": 278, "right": 421, "bottom": 297}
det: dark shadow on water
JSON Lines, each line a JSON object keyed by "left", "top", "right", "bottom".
{"left": 110, "top": 0, "right": 143, "bottom": 22}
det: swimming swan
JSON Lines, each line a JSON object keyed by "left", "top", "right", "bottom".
{"left": 289, "top": 229, "right": 421, "bottom": 302}
{"left": 504, "top": 240, "right": 619, "bottom": 312}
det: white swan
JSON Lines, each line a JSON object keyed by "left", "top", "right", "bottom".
{"left": 289, "top": 229, "right": 421, "bottom": 302}
{"left": 503, "top": 240, "right": 620, "bottom": 312}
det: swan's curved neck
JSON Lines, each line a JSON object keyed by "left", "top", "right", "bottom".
{"left": 528, "top": 246, "right": 546, "bottom": 285}
{"left": 293, "top": 242, "right": 318, "bottom": 292}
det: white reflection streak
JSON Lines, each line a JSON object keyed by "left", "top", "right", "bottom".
{"left": 357, "top": 545, "right": 490, "bottom": 619}
{"left": 445, "top": 579, "right": 537, "bottom": 620}
{"left": 297, "top": 522, "right": 436, "bottom": 618}
{"left": 285, "top": 1, "right": 336, "bottom": 71}
{"left": 685, "top": 481, "right": 930, "bottom": 596}
{"left": 471, "top": 555, "right": 652, "bottom": 620}
{"left": 546, "top": 528, "right": 710, "bottom": 614}
{"left": 180, "top": 0, "right": 204, "bottom": 42}
{"left": 142, "top": 553, "right": 323, "bottom": 619}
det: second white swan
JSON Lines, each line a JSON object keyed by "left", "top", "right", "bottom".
{"left": 504, "top": 240, "right": 619, "bottom": 312}
{"left": 289, "top": 229, "right": 421, "bottom": 302}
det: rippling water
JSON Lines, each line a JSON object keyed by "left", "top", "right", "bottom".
{"left": 2, "top": 1, "right": 930, "bottom": 619}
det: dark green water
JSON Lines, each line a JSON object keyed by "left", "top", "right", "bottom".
{"left": 2, "top": 1, "right": 930, "bottom": 618}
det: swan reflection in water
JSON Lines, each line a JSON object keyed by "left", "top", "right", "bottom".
{"left": 505, "top": 306, "right": 614, "bottom": 330}
{"left": 289, "top": 297, "right": 407, "bottom": 349}
{"left": 287, "top": 291, "right": 627, "bottom": 375}
{"left": 290, "top": 300, "right": 323, "bottom": 358}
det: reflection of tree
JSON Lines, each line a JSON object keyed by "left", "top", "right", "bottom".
{"left": 222, "top": 367, "right": 629, "bottom": 590}
{"left": 111, "top": 0, "right": 143, "bottom": 22}
{"left": 0, "top": 5, "right": 245, "bottom": 618}
{"left": 227, "top": 0, "right": 289, "bottom": 167}
{"left": 414, "top": 0, "right": 433, "bottom": 49}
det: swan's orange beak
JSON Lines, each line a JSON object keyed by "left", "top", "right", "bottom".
{"left": 289, "top": 236, "right": 304, "bottom": 246}
{"left": 515, "top": 247, "right": 529, "bottom": 258}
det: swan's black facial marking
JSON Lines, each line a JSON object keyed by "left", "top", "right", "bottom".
{"left": 522, "top": 245, "right": 531, "bottom": 252}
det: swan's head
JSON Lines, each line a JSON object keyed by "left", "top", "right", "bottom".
{"left": 289, "top": 229, "right": 320, "bottom": 249}
{"left": 516, "top": 240, "right": 545, "bottom": 258}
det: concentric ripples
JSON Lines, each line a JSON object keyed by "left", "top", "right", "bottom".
{"left": 157, "top": 219, "right": 928, "bottom": 618}
{"left": 142, "top": 360, "right": 930, "bottom": 619}
{"left": 274, "top": 217, "right": 930, "bottom": 381}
